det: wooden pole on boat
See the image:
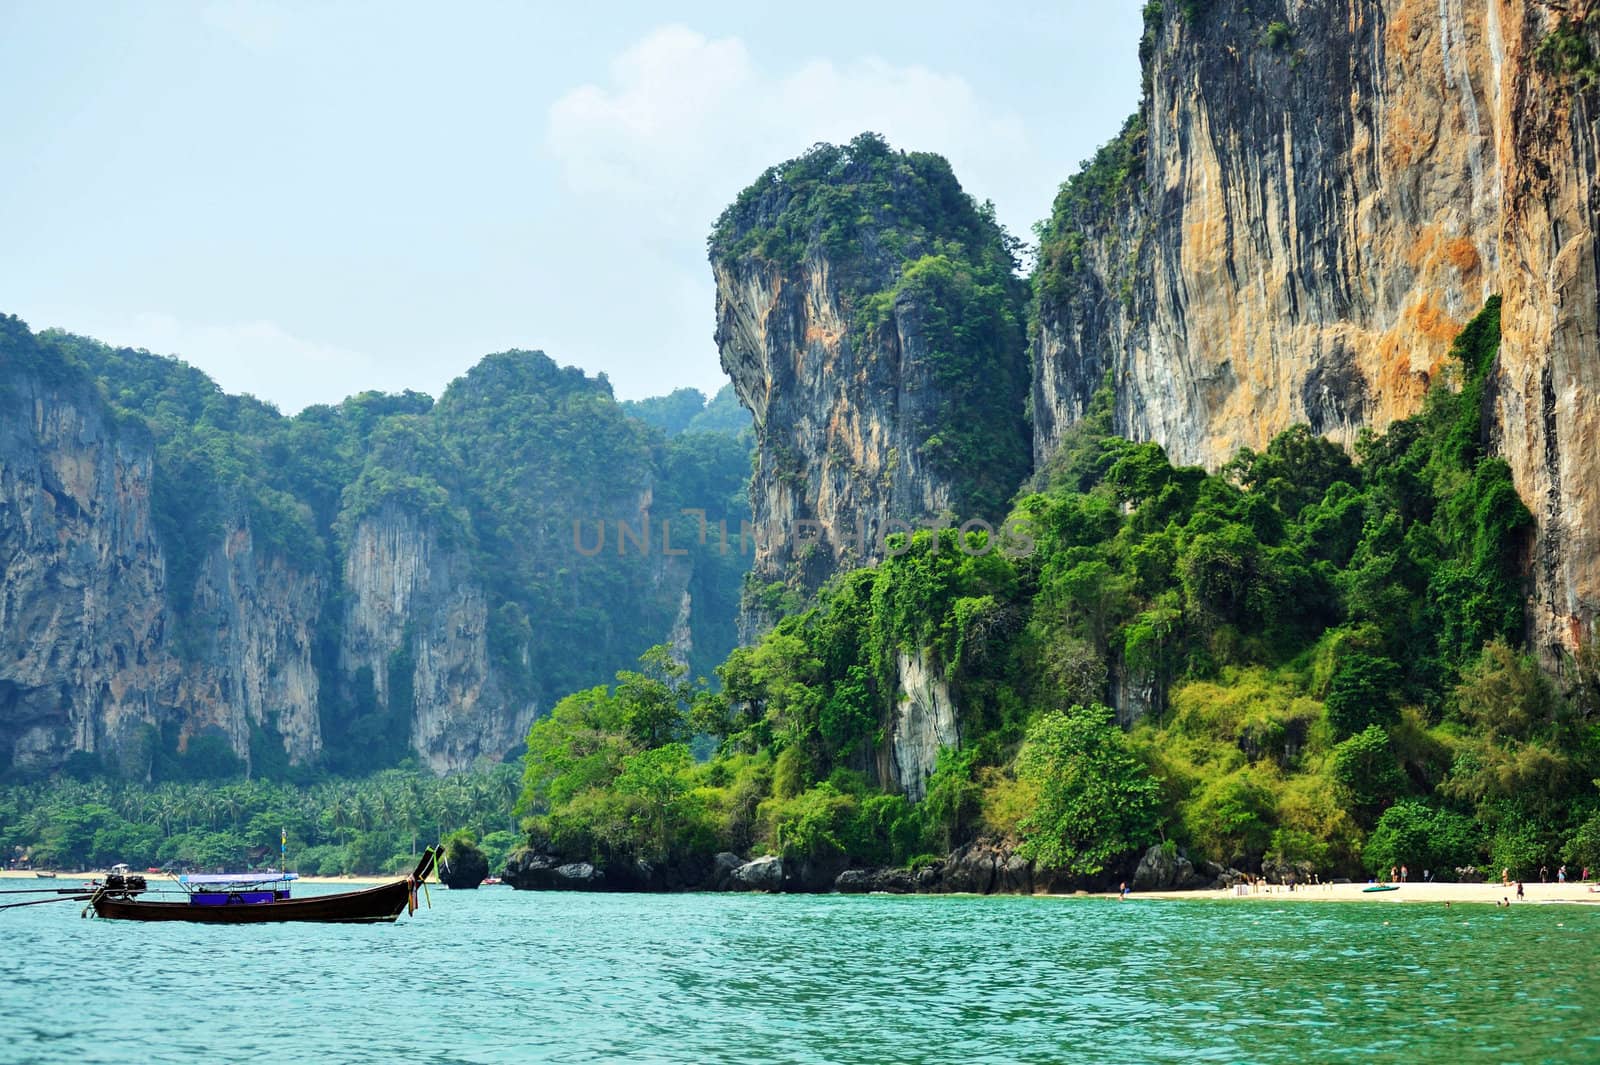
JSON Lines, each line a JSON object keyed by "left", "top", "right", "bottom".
{"left": 0, "top": 893, "right": 93, "bottom": 912}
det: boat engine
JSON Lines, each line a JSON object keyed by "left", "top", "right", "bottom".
{"left": 104, "top": 864, "right": 147, "bottom": 895}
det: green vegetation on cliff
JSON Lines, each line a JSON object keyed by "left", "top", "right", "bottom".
{"left": 1537, "top": 13, "right": 1600, "bottom": 93}
{"left": 517, "top": 301, "right": 1600, "bottom": 883}
{"left": 4, "top": 320, "right": 752, "bottom": 777}
{"left": 711, "top": 132, "right": 1030, "bottom": 527}
{"left": 709, "top": 132, "right": 1018, "bottom": 293}
{"left": 1033, "top": 114, "right": 1147, "bottom": 307}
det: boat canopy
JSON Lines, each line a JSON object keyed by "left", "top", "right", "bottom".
{"left": 177, "top": 873, "right": 299, "bottom": 885}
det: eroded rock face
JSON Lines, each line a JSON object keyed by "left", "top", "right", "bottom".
{"left": 340, "top": 504, "right": 535, "bottom": 772}
{"left": 1491, "top": 4, "right": 1600, "bottom": 658}
{"left": 2, "top": 333, "right": 735, "bottom": 776}
{"left": 714, "top": 256, "right": 965, "bottom": 636}
{"left": 884, "top": 650, "right": 961, "bottom": 800}
{"left": 0, "top": 365, "right": 529, "bottom": 776}
{"left": 710, "top": 144, "right": 1030, "bottom": 637}
{"left": 178, "top": 525, "right": 324, "bottom": 765}
{"left": 1034, "top": 0, "right": 1600, "bottom": 654}
{"left": 0, "top": 374, "right": 173, "bottom": 772}
{"left": 0, "top": 370, "right": 322, "bottom": 773}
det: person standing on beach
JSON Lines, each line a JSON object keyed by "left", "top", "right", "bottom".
{"left": 1516, "top": 880, "right": 1525, "bottom": 901}
{"left": 1400, "top": 865, "right": 1408, "bottom": 882}
{"left": 1540, "top": 864, "right": 1549, "bottom": 883}
{"left": 1557, "top": 864, "right": 1566, "bottom": 883}
{"left": 1502, "top": 867, "right": 1511, "bottom": 886}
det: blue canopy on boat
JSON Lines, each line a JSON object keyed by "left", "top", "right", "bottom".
{"left": 177, "top": 872, "right": 299, "bottom": 885}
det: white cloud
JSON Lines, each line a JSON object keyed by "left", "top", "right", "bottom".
{"left": 79, "top": 312, "right": 388, "bottom": 414}
{"left": 546, "top": 25, "right": 1037, "bottom": 243}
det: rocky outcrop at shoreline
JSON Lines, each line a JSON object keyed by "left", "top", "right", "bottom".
{"left": 496, "top": 836, "right": 1313, "bottom": 897}
{"left": 438, "top": 841, "right": 490, "bottom": 889}
{"left": 501, "top": 839, "right": 1229, "bottom": 896}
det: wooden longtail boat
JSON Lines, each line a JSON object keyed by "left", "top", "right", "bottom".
{"left": 86, "top": 848, "right": 438, "bottom": 924}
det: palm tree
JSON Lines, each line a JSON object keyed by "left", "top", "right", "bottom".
{"left": 397, "top": 803, "right": 421, "bottom": 858}
{"left": 221, "top": 791, "right": 243, "bottom": 831}
{"left": 327, "top": 794, "right": 353, "bottom": 845}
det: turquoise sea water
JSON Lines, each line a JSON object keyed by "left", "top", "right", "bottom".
{"left": 5, "top": 884, "right": 1598, "bottom": 1064}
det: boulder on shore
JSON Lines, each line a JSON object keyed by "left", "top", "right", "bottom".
{"left": 502, "top": 848, "right": 608, "bottom": 891}
{"left": 1132, "top": 843, "right": 1196, "bottom": 891}
{"left": 835, "top": 867, "right": 916, "bottom": 894}
{"left": 710, "top": 852, "right": 747, "bottom": 891}
{"left": 502, "top": 848, "right": 560, "bottom": 890}
{"left": 940, "top": 842, "right": 1000, "bottom": 894}
{"left": 1132, "top": 844, "right": 1223, "bottom": 891}
{"left": 1261, "top": 855, "right": 1316, "bottom": 887}
{"left": 728, "top": 855, "right": 784, "bottom": 892}
{"left": 554, "top": 861, "right": 604, "bottom": 888}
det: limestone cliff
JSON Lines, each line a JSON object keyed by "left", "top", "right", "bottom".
{"left": 1, "top": 329, "right": 750, "bottom": 777}
{"left": 176, "top": 521, "right": 323, "bottom": 764}
{"left": 711, "top": 135, "right": 1031, "bottom": 635}
{"left": 0, "top": 365, "right": 173, "bottom": 772}
{"left": 0, "top": 349, "right": 323, "bottom": 773}
{"left": 339, "top": 503, "right": 534, "bottom": 773}
{"left": 883, "top": 650, "right": 961, "bottom": 801}
{"left": 1033, "top": 0, "right": 1600, "bottom": 655}
{"left": 712, "top": 254, "right": 958, "bottom": 611}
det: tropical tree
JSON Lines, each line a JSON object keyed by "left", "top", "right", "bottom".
{"left": 1013, "top": 704, "right": 1162, "bottom": 877}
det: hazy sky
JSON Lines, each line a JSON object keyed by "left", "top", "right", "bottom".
{"left": 1, "top": 1, "right": 1145, "bottom": 412}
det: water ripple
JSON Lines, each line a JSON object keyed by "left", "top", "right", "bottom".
{"left": 3, "top": 889, "right": 1597, "bottom": 1063}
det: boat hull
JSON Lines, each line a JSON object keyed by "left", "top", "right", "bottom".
{"left": 92, "top": 877, "right": 415, "bottom": 924}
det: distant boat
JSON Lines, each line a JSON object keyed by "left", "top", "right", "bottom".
{"left": 34, "top": 872, "right": 56, "bottom": 879}
{"left": 86, "top": 850, "right": 439, "bottom": 924}
{"left": 482, "top": 876, "right": 503, "bottom": 886}
{"left": 1362, "top": 884, "right": 1400, "bottom": 893}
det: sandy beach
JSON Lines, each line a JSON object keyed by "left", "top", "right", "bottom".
{"left": 1125, "top": 879, "right": 1600, "bottom": 905}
